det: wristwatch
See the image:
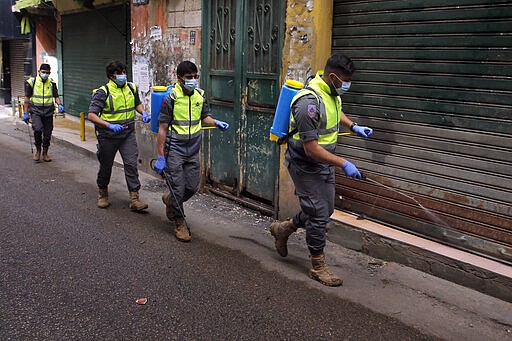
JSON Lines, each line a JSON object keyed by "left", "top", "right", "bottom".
{"left": 350, "top": 122, "right": 358, "bottom": 131}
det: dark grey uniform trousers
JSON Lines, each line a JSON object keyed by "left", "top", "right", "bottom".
{"left": 96, "top": 131, "right": 141, "bottom": 192}
{"left": 288, "top": 162, "right": 335, "bottom": 256}
{"left": 165, "top": 152, "right": 200, "bottom": 218}
{"left": 31, "top": 114, "right": 53, "bottom": 148}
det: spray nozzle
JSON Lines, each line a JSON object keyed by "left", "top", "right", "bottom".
{"left": 360, "top": 171, "right": 367, "bottom": 180}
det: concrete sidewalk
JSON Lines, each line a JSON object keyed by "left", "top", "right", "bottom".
{"left": 2, "top": 104, "right": 511, "bottom": 340}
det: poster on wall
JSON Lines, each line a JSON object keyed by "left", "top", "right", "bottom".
{"left": 150, "top": 26, "right": 162, "bottom": 41}
{"left": 132, "top": 60, "right": 150, "bottom": 94}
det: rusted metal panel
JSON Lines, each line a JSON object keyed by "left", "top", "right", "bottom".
{"left": 332, "top": 0, "right": 512, "bottom": 264}
{"left": 337, "top": 173, "right": 512, "bottom": 232}
{"left": 336, "top": 180, "right": 512, "bottom": 242}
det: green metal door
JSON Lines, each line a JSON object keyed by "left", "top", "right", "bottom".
{"left": 202, "top": 0, "right": 283, "bottom": 214}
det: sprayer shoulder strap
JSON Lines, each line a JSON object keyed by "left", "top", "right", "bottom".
{"left": 96, "top": 82, "right": 137, "bottom": 118}
{"left": 101, "top": 82, "right": 136, "bottom": 98}
{"left": 164, "top": 90, "right": 178, "bottom": 124}
{"left": 277, "top": 87, "right": 320, "bottom": 145}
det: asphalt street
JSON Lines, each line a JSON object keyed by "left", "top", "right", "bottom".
{"left": 0, "top": 112, "right": 510, "bottom": 340}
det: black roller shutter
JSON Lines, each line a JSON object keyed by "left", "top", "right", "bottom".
{"left": 332, "top": 0, "right": 512, "bottom": 264}
{"left": 62, "top": 5, "right": 130, "bottom": 116}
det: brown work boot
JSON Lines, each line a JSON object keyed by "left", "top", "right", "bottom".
{"left": 33, "top": 146, "right": 41, "bottom": 161}
{"left": 129, "top": 191, "right": 148, "bottom": 211}
{"left": 309, "top": 253, "right": 343, "bottom": 287}
{"left": 97, "top": 188, "right": 110, "bottom": 208}
{"left": 161, "top": 192, "right": 174, "bottom": 221}
{"left": 269, "top": 219, "right": 297, "bottom": 257}
{"left": 42, "top": 147, "right": 52, "bottom": 162}
{"left": 174, "top": 217, "right": 191, "bottom": 242}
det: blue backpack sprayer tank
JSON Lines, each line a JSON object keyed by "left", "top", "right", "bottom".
{"left": 269, "top": 79, "right": 304, "bottom": 143}
{"left": 150, "top": 85, "right": 173, "bottom": 134}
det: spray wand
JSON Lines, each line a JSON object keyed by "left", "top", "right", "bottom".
{"left": 150, "top": 158, "right": 191, "bottom": 236}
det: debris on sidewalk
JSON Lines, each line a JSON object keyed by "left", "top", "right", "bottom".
{"left": 367, "top": 258, "right": 387, "bottom": 276}
{"left": 135, "top": 298, "right": 148, "bottom": 305}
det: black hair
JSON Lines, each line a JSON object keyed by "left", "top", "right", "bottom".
{"left": 39, "top": 63, "right": 51, "bottom": 71}
{"left": 176, "top": 61, "right": 198, "bottom": 77}
{"left": 325, "top": 54, "right": 355, "bottom": 76}
{"left": 105, "top": 60, "right": 127, "bottom": 78}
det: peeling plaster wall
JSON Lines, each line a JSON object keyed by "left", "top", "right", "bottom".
{"left": 131, "top": 0, "right": 202, "bottom": 100}
{"left": 281, "top": 0, "right": 332, "bottom": 82}
{"left": 282, "top": 1, "right": 316, "bottom": 83}
{"left": 278, "top": 0, "right": 333, "bottom": 219}
{"left": 131, "top": 0, "right": 203, "bottom": 174}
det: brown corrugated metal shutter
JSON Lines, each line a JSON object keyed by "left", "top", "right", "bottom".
{"left": 8, "top": 39, "right": 31, "bottom": 99}
{"left": 332, "top": 0, "right": 512, "bottom": 264}
{"left": 61, "top": 5, "right": 130, "bottom": 117}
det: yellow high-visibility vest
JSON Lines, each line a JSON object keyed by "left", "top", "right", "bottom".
{"left": 168, "top": 83, "right": 205, "bottom": 140}
{"left": 290, "top": 71, "right": 340, "bottom": 147}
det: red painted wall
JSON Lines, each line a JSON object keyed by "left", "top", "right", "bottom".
{"left": 35, "top": 16, "right": 57, "bottom": 67}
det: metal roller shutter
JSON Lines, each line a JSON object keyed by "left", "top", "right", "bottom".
{"left": 332, "top": 0, "right": 512, "bottom": 264}
{"left": 62, "top": 5, "right": 130, "bottom": 116}
{"left": 8, "top": 39, "right": 31, "bottom": 100}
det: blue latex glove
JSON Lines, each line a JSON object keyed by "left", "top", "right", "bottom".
{"left": 107, "top": 123, "right": 125, "bottom": 134}
{"left": 154, "top": 156, "right": 166, "bottom": 175}
{"left": 214, "top": 120, "right": 229, "bottom": 131}
{"left": 342, "top": 160, "right": 362, "bottom": 179}
{"left": 351, "top": 124, "right": 373, "bottom": 138}
{"left": 142, "top": 111, "right": 151, "bottom": 123}
{"left": 58, "top": 104, "right": 65, "bottom": 113}
{"left": 23, "top": 112, "right": 30, "bottom": 124}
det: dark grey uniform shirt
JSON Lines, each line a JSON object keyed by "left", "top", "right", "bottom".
{"left": 285, "top": 93, "right": 336, "bottom": 173}
{"left": 158, "top": 88, "right": 211, "bottom": 157}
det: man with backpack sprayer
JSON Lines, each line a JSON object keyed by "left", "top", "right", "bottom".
{"left": 153, "top": 61, "right": 230, "bottom": 242}
{"left": 269, "top": 54, "right": 374, "bottom": 287}
{"left": 88, "top": 60, "right": 151, "bottom": 211}
{"left": 23, "top": 63, "right": 65, "bottom": 162}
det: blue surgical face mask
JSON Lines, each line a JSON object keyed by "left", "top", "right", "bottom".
{"left": 336, "top": 81, "right": 351, "bottom": 96}
{"left": 39, "top": 72, "right": 49, "bottom": 81}
{"left": 331, "top": 73, "right": 351, "bottom": 96}
{"left": 183, "top": 79, "right": 198, "bottom": 92}
{"left": 114, "top": 74, "right": 127, "bottom": 87}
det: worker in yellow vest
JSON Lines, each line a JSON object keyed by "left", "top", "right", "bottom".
{"left": 23, "top": 63, "right": 65, "bottom": 162}
{"left": 88, "top": 60, "right": 150, "bottom": 212}
{"left": 270, "top": 54, "right": 374, "bottom": 287}
{"left": 153, "top": 61, "right": 230, "bottom": 242}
